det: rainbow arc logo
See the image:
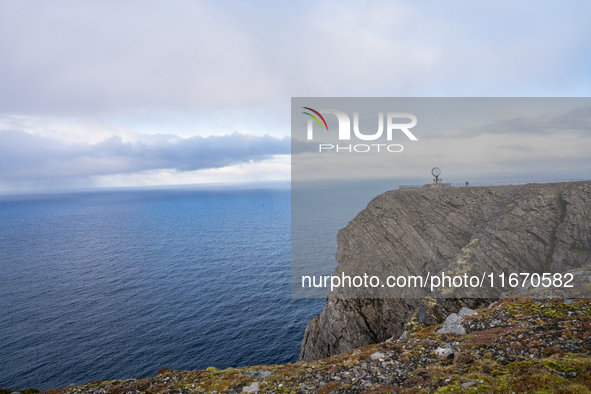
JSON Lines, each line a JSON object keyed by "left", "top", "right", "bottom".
{"left": 301, "top": 107, "right": 328, "bottom": 132}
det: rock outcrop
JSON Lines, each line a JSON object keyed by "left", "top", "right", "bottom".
{"left": 300, "top": 181, "right": 591, "bottom": 360}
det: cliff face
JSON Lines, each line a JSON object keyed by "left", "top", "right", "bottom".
{"left": 300, "top": 181, "right": 591, "bottom": 360}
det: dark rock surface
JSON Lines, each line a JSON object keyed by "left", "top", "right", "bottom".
{"left": 300, "top": 181, "right": 591, "bottom": 360}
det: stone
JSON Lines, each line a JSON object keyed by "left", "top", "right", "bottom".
{"left": 435, "top": 343, "right": 455, "bottom": 358}
{"left": 242, "top": 381, "right": 259, "bottom": 392}
{"left": 460, "top": 381, "right": 476, "bottom": 389}
{"left": 458, "top": 307, "right": 478, "bottom": 318}
{"left": 240, "top": 370, "right": 274, "bottom": 379}
{"left": 370, "top": 352, "right": 386, "bottom": 360}
{"left": 437, "top": 313, "right": 465, "bottom": 335}
{"left": 399, "top": 331, "right": 408, "bottom": 340}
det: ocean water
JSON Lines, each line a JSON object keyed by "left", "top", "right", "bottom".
{"left": 0, "top": 186, "right": 326, "bottom": 390}
{"left": 0, "top": 179, "right": 401, "bottom": 390}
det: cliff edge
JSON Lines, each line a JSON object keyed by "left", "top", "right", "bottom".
{"left": 300, "top": 181, "right": 591, "bottom": 361}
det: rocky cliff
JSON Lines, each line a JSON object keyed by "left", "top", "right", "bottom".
{"left": 300, "top": 181, "right": 591, "bottom": 361}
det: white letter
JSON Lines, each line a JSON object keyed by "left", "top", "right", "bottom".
{"left": 319, "top": 144, "right": 334, "bottom": 152}
{"left": 321, "top": 109, "right": 350, "bottom": 140}
{"left": 331, "top": 276, "right": 341, "bottom": 292}
{"left": 387, "top": 144, "right": 403, "bottom": 152}
{"left": 387, "top": 276, "right": 396, "bottom": 287}
{"left": 387, "top": 113, "right": 418, "bottom": 140}
{"left": 397, "top": 276, "right": 406, "bottom": 287}
{"left": 353, "top": 144, "right": 370, "bottom": 152}
{"left": 302, "top": 276, "right": 312, "bottom": 287}
{"left": 342, "top": 272, "right": 351, "bottom": 287}
{"left": 353, "top": 112, "right": 383, "bottom": 140}
{"left": 430, "top": 275, "right": 441, "bottom": 291}
{"left": 353, "top": 276, "right": 363, "bottom": 287}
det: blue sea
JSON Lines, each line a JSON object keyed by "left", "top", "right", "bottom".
{"left": 0, "top": 180, "right": 400, "bottom": 390}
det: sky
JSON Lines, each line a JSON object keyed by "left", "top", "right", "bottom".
{"left": 291, "top": 98, "right": 591, "bottom": 183}
{"left": 1, "top": 0, "right": 590, "bottom": 193}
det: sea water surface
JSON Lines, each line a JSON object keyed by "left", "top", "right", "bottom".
{"left": 0, "top": 180, "right": 400, "bottom": 390}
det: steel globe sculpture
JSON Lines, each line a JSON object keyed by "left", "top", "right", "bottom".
{"left": 432, "top": 167, "right": 441, "bottom": 184}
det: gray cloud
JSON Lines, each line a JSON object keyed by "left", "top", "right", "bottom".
{"left": 0, "top": 130, "right": 293, "bottom": 181}
{"left": 1, "top": 1, "right": 590, "bottom": 116}
{"left": 459, "top": 107, "right": 591, "bottom": 138}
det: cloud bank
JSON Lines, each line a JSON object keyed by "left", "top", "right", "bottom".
{"left": 0, "top": 130, "right": 291, "bottom": 184}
